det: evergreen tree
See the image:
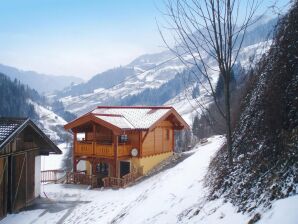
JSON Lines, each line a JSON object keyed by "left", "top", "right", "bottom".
{"left": 192, "top": 115, "right": 200, "bottom": 138}
{"left": 192, "top": 85, "right": 200, "bottom": 99}
{"left": 215, "top": 70, "right": 236, "bottom": 99}
{"left": 0, "top": 73, "right": 39, "bottom": 118}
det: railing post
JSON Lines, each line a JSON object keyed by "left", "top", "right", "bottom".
{"left": 73, "top": 131, "right": 77, "bottom": 172}
{"left": 113, "top": 135, "right": 118, "bottom": 178}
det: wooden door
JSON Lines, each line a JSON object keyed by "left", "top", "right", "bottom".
{"left": 120, "top": 161, "right": 130, "bottom": 177}
{"left": 26, "top": 151, "right": 35, "bottom": 203}
{"left": 0, "top": 157, "right": 8, "bottom": 219}
{"left": 11, "top": 153, "right": 27, "bottom": 212}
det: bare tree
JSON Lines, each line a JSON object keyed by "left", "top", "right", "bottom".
{"left": 159, "top": 0, "right": 263, "bottom": 167}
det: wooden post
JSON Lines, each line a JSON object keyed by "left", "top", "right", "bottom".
{"left": 5, "top": 157, "right": 8, "bottom": 216}
{"left": 73, "top": 131, "right": 77, "bottom": 172}
{"left": 92, "top": 159, "right": 96, "bottom": 176}
{"left": 113, "top": 135, "right": 118, "bottom": 178}
{"left": 25, "top": 152, "right": 27, "bottom": 206}
{"left": 93, "top": 123, "right": 96, "bottom": 155}
{"left": 139, "top": 131, "right": 142, "bottom": 157}
{"left": 172, "top": 128, "right": 175, "bottom": 151}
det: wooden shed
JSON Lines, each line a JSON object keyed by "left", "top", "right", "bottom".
{"left": 64, "top": 106, "right": 189, "bottom": 188}
{"left": 0, "top": 117, "right": 61, "bottom": 219}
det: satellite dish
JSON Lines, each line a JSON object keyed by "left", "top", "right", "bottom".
{"left": 131, "top": 148, "right": 139, "bottom": 157}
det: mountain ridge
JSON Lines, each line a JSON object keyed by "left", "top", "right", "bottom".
{"left": 0, "top": 63, "right": 83, "bottom": 94}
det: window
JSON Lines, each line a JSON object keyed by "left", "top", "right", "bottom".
{"left": 96, "top": 163, "right": 108, "bottom": 175}
{"left": 119, "top": 135, "right": 128, "bottom": 143}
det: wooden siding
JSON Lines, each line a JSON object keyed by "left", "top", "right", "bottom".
{"left": 86, "top": 125, "right": 113, "bottom": 144}
{"left": 142, "top": 120, "right": 174, "bottom": 157}
{"left": 0, "top": 157, "right": 7, "bottom": 218}
{"left": 0, "top": 149, "right": 39, "bottom": 219}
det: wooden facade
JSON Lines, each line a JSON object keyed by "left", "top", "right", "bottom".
{"left": 0, "top": 118, "right": 61, "bottom": 219}
{"left": 64, "top": 106, "right": 189, "bottom": 188}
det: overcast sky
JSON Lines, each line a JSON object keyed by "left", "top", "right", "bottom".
{"left": 0, "top": 0, "right": 290, "bottom": 80}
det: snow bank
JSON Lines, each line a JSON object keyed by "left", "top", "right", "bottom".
{"left": 2, "top": 136, "right": 297, "bottom": 224}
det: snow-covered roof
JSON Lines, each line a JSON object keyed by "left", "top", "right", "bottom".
{"left": 65, "top": 106, "right": 189, "bottom": 132}
{"left": 95, "top": 115, "right": 134, "bottom": 129}
{"left": 0, "top": 118, "right": 28, "bottom": 147}
{"left": 91, "top": 107, "right": 172, "bottom": 130}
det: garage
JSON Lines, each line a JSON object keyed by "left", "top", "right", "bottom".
{"left": 0, "top": 118, "right": 61, "bottom": 219}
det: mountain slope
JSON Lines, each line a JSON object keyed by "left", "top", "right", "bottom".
{"left": 0, "top": 73, "right": 70, "bottom": 143}
{"left": 0, "top": 64, "right": 83, "bottom": 94}
{"left": 0, "top": 73, "right": 39, "bottom": 118}
{"left": 208, "top": 2, "right": 298, "bottom": 213}
{"left": 58, "top": 67, "right": 138, "bottom": 97}
{"left": 58, "top": 17, "right": 277, "bottom": 118}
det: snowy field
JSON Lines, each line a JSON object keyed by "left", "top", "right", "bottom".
{"left": 2, "top": 136, "right": 297, "bottom": 224}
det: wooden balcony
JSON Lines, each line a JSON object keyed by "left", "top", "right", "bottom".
{"left": 75, "top": 141, "right": 132, "bottom": 158}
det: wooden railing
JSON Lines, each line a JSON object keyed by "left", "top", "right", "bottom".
{"left": 102, "top": 169, "right": 139, "bottom": 188}
{"left": 66, "top": 171, "right": 97, "bottom": 188}
{"left": 75, "top": 141, "right": 132, "bottom": 158}
{"left": 95, "top": 143, "right": 114, "bottom": 157}
{"left": 75, "top": 141, "right": 93, "bottom": 155}
{"left": 41, "top": 170, "right": 66, "bottom": 183}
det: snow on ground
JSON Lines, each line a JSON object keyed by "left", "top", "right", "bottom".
{"left": 2, "top": 136, "right": 297, "bottom": 224}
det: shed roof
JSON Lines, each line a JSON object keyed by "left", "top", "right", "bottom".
{"left": 65, "top": 106, "right": 189, "bottom": 133}
{"left": 0, "top": 117, "right": 62, "bottom": 154}
{"left": 0, "top": 117, "right": 26, "bottom": 146}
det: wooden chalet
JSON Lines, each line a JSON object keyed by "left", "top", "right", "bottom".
{"left": 0, "top": 117, "right": 61, "bottom": 219}
{"left": 64, "top": 106, "right": 189, "bottom": 188}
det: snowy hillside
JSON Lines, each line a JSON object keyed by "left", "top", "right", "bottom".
{"left": 30, "top": 101, "right": 70, "bottom": 171}
{"left": 60, "top": 54, "right": 184, "bottom": 115}
{"left": 58, "top": 18, "right": 275, "bottom": 120}
{"left": 30, "top": 101, "right": 67, "bottom": 142}
{"left": 167, "top": 40, "right": 272, "bottom": 124}
{"left": 60, "top": 40, "right": 270, "bottom": 120}
{"left": 2, "top": 136, "right": 297, "bottom": 224}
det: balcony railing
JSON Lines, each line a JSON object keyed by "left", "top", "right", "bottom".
{"left": 102, "top": 169, "right": 139, "bottom": 188}
{"left": 75, "top": 141, "right": 132, "bottom": 158}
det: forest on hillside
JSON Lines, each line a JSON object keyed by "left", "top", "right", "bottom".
{"left": 207, "top": 1, "right": 298, "bottom": 215}
{"left": 0, "top": 73, "right": 41, "bottom": 118}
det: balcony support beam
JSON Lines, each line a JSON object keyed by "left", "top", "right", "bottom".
{"left": 113, "top": 135, "right": 118, "bottom": 178}
{"left": 73, "top": 131, "right": 77, "bottom": 172}
{"left": 93, "top": 123, "right": 96, "bottom": 155}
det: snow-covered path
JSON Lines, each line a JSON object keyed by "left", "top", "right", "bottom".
{"left": 2, "top": 136, "right": 298, "bottom": 224}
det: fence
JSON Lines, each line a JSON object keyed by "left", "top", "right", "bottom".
{"left": 41, "top": 170, "right": 66, "bottom": 183}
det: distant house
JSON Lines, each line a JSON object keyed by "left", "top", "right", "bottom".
{"left": 0, "top": 117, "right": 61, "bottom": 219}
{"left": 64, "top": 106, "right": 189, "bottom": 188}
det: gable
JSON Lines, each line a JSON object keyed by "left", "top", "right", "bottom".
{"left": 0, "top": 117, "right": 61, "bottom": 155}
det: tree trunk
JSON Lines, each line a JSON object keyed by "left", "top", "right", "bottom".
{"left": 224, "top": 73, "right": 233, "bottom": 167}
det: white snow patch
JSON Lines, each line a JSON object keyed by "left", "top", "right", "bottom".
{"left": 2, "top": 135, "right": 297, "bottom": 224}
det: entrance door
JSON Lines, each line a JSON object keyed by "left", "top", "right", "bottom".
{"left": 120, "top": 161, "right": 130, "bottom": 177}
{"left": 96, "top": 162, "right": 109, "bottom": 187}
